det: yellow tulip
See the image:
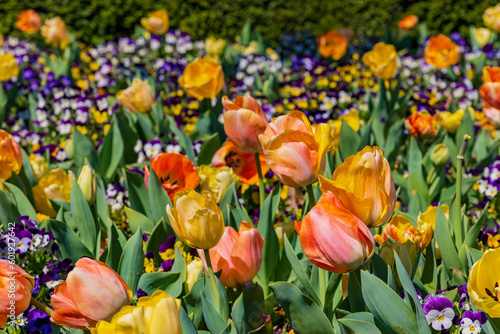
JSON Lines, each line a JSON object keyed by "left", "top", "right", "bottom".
{"left": 28, "top": 154, "right": 49, "bottom": 181}
{"left": 274, "top": 221, "right": 295, "bottom": 248}
{"left": 436, "top": 108, "right": 474, "bottom": 134}
{"left": 32, "top": 169, "right": 74, "bottom": 217}
{"left": 375, "top": 215, "right": 433, "bottom": 250}
{"left": 468, "top": 248, "right": 500, "bottom": 318}
{"left": 141, "top": 9, "right": 169, "bottom": 35}
{"left": 379, "top": 241, "right": 418, "bottom": 277}
{"left": 91, "top": 290, "right": 182, "bottom": 334}
{"left": 197, "top": 165, "right": 235, "bottom": 203}
{"left": 484, "top": 4, "right": 500, "bottom": 33}
{"left": 116, "top": 78, "right": 155, "bottom": 113}
{"left": 178, "top": 58, "right": 224, "bottom": 100}
{"left": 362, "top": 42, "right": 399, "bottom": 79}
{"left": 417, "top": 204, "right": 450, "bottom": 258}
{"left": 0, "top": 54, "right": 20, "bottom": 82}
{"left": 205, "top": 37, "right": 226, "bottom": 58}
{"left": 185, "top": 257, "right": 203, "bottom": 293}
{"left": 473, "top": 27, "right": 494, "bottom": 47}
{"left": 319, "top": 146, "right": 396, "bottom": 228}
{"left": 166, "top": 189, "right": 224, "bottom": 249}
{"left": 77, "top": 165, "right": 97, "bottom": 205}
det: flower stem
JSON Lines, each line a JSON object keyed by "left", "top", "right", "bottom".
{"left": 318, "top": 268, "right": 326, "bottom": 308}
{"left": 455, "top": 135, "right": 471, "bottom": 244}
{"left": 254, "top": 153, "right": 265, "bottom": 212}
{"left": 30, "top": 297, "right": 53, "bottom": 316}
{"left": 306, "top": 184, "right": 316, "bottom": 208}
{"left": 203, "top": 249, "right": 220, "bottom": 308}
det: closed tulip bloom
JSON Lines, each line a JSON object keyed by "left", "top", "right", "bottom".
{"left": 209, "top": 221, "right": 264, "bottom": 287}
{"left": 33, "top": 169, "right": 73, "bottom": 217}
{"left": 468, "top": 248, "right": 500, "bottom": 318}
{"left": 362, "top": 42, "right": 399, "bottom": 79}
{"left": 259, "top": 110, "right": 333, "bottom": 188}
{"left": 424, "top": 34, "right": 460, "bottom": 69}
{"left": 185, "top": 257, "right": 203, "bottom": 293}
{"left": 91, "top": 290, "right": 182, "bottom": 334}
{"left": 15, "top": 9, "right": 41, "bottom": 34}
{"left": 317, "top": 30, "right": 348, "bottom": 60}
{"left": 480, "top": 66, "right": 500, "bottom": 110}
{"left": 197, "top": 165, "right": 235, "bottom": 203}
{"left": 404, "top": 111, "right": 439, "bottom": 138}
{"left": 0, "top": 54, "right": 20, "bottom": 82}
{"left": 0, "top": 260, "right": 35, "bottom": 327}
{"left": 0, "top": 129, "right": 23, "bottom": 180}
{"left": 167, "top": 189, "right": 225, "bottom": 249}
{"left": 77, "top": 165, "right": 97, "bottom": 205}
{"left": 116, "top": 78, "right": 155, "bottom": 113}
{"left": 274, "top": 221, "right": 295, "bottom": 248}
{"left": 222, "top": 95, "right": 268, "bottom": 154}
{"left": 398, "top": 15, "right": 419, "bottom": 30}
{"left": 319, "top": 146, "right": 396, "bottom": 228}
{"left": 141, "top": 9, "right": 169, "bottom": 35}
{"left": 295, "top": 191, "right": 375, "bottom": 273}
{"left": 483, "top": 4, "right": 500, "bottom": 33}
{"left": 51, "top": 258, "right": 132, "bottom": 329}
{"left": 473, "top": 27, "right": 493, "bottom": 48}
{"left": 212, "top": 141, "right": 269, "bottom": 185}
{"left": 28, "top": 154, "right": 49, "bottom": 180}
{"left": 41, "top": 17, "right": 70, "bottom": 49}
{"left": 430, "top": 144, "right": 450, "bottom": 167}
{"left": 178, "top": 58, "right": 224, "bottom": 100}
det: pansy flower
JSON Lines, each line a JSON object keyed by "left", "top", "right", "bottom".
{"left": 460, "top": 311, "right": 486, "bottom": 334}
{"left": 423, "top": 294, "right": 455, "bottom": 330}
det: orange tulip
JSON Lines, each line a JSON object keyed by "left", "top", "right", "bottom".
{"left": 51, "top": 258, "right": 132, "bottom": 330}
{"left": 295, "top": 191, "right": 375, "bottom": 274}
{"left": 424, "top": 34, "right": 460, "bottom": 69}
{"left": 374, "top": 215, "right": 433, "bottom": 249}
{"left": 212, "top": 141, "right": 269, "bottom": 185}
{"left": 319, "top": 146, "right": 396, "bottom": 228}
{"left": 404, "top": 111, "right": 439, "bottom": 138}
{"left": 178, "top": 58, "right": 224, "bottom": 100}
{"left": 209, "top": 221, "right": 264, "bottom": 287}
{"left": 0, "top": 260, "right": 34, "bottom": 327}
{"left": 141, "top": 9, "right": 169, "bottom": 35}
{"left": 480, "top": 66, "right": 500, "bottom": 111}
{"left": 144, "top": 152, "right": 198, "bottom": 201}
{"left": 222, "top": 95, "right": 268, "bottom": 154}
{"left": 258, "top": 110, "right": 332, "bottom": 188}
{"left": 15, "top": 9, "right": 41, "bottom": 34}
{"left": 317, "top": 30, "right": 348, "bottom": 60}
{"left": 362, "top": 42, "right": 399, "bottom": 79}
{"left": 398, "top": 15, "right": 419, "bottom": 30}
{"left": 482, "top": 100, "right": 500, "bottom": 127}
{"left": 0, "top": 130, "right": 23, "bottom": 181}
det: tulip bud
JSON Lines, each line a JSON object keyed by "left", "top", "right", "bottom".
{"left": 430, "top": 144, "right": 450, "bottom": 167}
{"left": 64, "top": 137, "right": 74, "bottom": 159}
{"left": 116, "top": 78, "right": 155, "bottom": 113}
{"left": 274, "top": 221, "right": 295, "bottom": 248}
{"left": 398, "top": 15, "right": 419, "bottom": 31}
{"left": 77, "top": 165, "right": 97, "bottom": 205}
{"left": 28, "top": 154, "right": 49, "bottom": 180}
{"left": 185, "top": 257, "right": 203, "bottom": 293}
{"left": 0, "top": 260, "right": 34, "bottom": 327}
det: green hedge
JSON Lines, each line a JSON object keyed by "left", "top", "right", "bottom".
{"left": 0, "top": 0, "right": 497, "bottom": 46}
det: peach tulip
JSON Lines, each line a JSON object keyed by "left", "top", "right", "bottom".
{"left": 0, "top": 129, "right": 23, "bottom": 181}
{"left": 41, "top": 17, "right": 70, "bottom": 49}
{"left": 50, "top": 258, "right": 132, "bottom": 329}
{"left": 15, "top": 9, "right": 41, "bottom": 34}
{"left": 222, "top": 95, "right": 268, "bottom": 154}
{"left": 259, "top": 110, "right": 333, "bottom": 188}
{"left": 0, "top": 260, "right": 34, "bottom": 327}
{"left": 209, "top": 221, "right": 264, "bottom": 287}
{"left": 295, "top": 191, "right": 375, "bottom": 273}
{"left": 482, "top": 100, "right": 500, "bottom": 127}
{"left": 480, "top": 66, "right": 500, "bottom": 111}
{"left": 116, "top": 78, "right": 155, "bottom": 113}
{"left": 424, "top": 34, "right": 460, "bottom": 69}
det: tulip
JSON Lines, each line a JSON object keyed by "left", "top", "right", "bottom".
{"left": 483, "top": 4, "right": 500, "bottom": 33}
{"left": 480, "top": 66, "right": 500, "bottom": 110}
{"left": 379, "top": 241, "right": 418, "bottom": 277}
{"left": 362, "top": 42, "right": 398, "bottom": 79}
{"left": 32, "top": 169, "right": 73, "bottom": 217}
{"left": 15, "top": 9, "right": 41, "bottom": 34}
{"left": 436, "top": 109, "right": 464, "bottom": 133}
{"left": 91, "top": 290, "right": 181, "bottom": 334}
{"left": 468, "top": 248, "right": 500, "bottom": 318}
{"left": 295, "top": 191, "right": 375, "bottom": 273}
{"left": 0, "top": 129, "right": 23, "bottom": 180}
{"left": 424, "top": 34, "right": 460, "bottom": 69}
{"left": 259, "top": 110, "right": 333, "bottom": 188}
{"left": 205, "top": 37, "right": 226, "bottom": 58}
{"left": 209, "top": 221, "right": 264, "bottom": 287}
{"left": 328, "top": 109, "right": 361, "bottom": 152}
{"left": 41, "top": 17, "right": 70, "bottom": 49}
{"left": 197, "top": 165, "right": 235, "bottom": 203}
{"left": 374, "top": 215, "right": 433, "bottom": 249}
{"left": 212, "top": 141, "right": 269, "bottom": 185}
{"left": 274, "top": 221, "right": 295, "bottom": 248}
{"left": 473, "top": 27, "right": 494, "bottom": 48}
{"left": 28, "top": 154, "right": 49, "bottom": 181}
{"left": 319, "top": 146, "right": 396, "bottom": 228}
{"left": 116, "top": 78, "right": 155, "bottom": 113}
{"left": 317, "top": 30, "right": 348, "bottom": 60}
{"left": 178, "top": 58, "right": 224, "bottom": 100}
{"left": 398, "top": 15, "right": 419, "bottom": 31}
{"left": 0, "top": 54, "right": 20, "bottom": 82}
{"left": 222, "top": 95, "right": 269, "bottom": 154}
{"left": 482, "top": 100, "right": 500, "bottom": 127}
{"left": 430, "top": 144, "right": 450, "bottom": 167}
{"left": 404, "top": 111, "right": 439, "bottom": 138}
{"left": 417, "top": 204, "right": 449, "bottom": 259}
{"left": 0, "top": 260, "right": 34, "bottom": 327}
{"left": 141, "top": 9, "right": 169, "bottom": 35}
{"left": 77, "top": 165, "right": 97, "bottom": 205}
{"left": 144, "top": 152, "right": 198, "bottom": 201}
{"left": 167, "top": 189, "right": 225, "bottom": 249}
{"left": 185, "top": 257, "right": 203, "bottom": 293}
{"left": 51, "top": 258, "right": 132, "bottom": 329}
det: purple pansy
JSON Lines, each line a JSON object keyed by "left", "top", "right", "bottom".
{"left": 423, "top": 294, "right": 455, "bottom": 330}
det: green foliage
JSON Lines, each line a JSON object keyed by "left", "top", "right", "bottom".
{"left": 0, "top": 0, "right": 498, "bottom": 46}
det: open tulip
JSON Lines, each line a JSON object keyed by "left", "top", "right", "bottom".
{"left": 362, "top": 42, "right": 398, "bottom": 79}
{"left": 484, "top": 4, "right": 500, "bottom": 33}
{"left": 51, "top": 258, "right": 132, "bottom": 329}
{"left": 398, "top": 15, "right": 419, "bottom": 31}
{"left": 144, "top": 152, "right": 198, "bottom": 201}
{"left": 178, "top": 58, "right": 224, "bottom": 100}
{"left": 212, "top": 141, "right": 268, "bottom": 185}
{"left": 116, "top": 78, "right": 155, "bottom": 113}
{"left": 317, "top": 30, "right": 348, "bottom": 60}
{"left": 404, "top": 110, "right": 439, "bottom": 138}
{"left": 32, "top": 169, "right": 73, "bottom": 217}
{"left": 15, "top": 9, "right": 41, "bottom": 34}
{"left": 222, "top": 95, "right": 268, "bottom": 154}
{"left": 91, "top": 290, "right": 182, "bottom": 334}
{"left": 319, "top": 146, "right": 396, "bottom": 228}
{"left": 259, "top": 110, "right": 333, "bottom": 188}
{"left": 295, "top": 191, "right": 375, "bottom": 273}
{"left": 167, "top": 189, "right": 225, "bottom": 249}
{"left": 41, "top": 17, "right": 70, "bottom": 49}
{"left": 424, "top": 34, "right": 460, "bottom": 69}
{"left": 141, "top": 9, "right": 169, "bottom": 35}
{"left": 209, "top": 221, "right": 264, "bottom": 287}
{"left": 0, "top": 130, "right": 23, "bottom": 180}
{"left": 375, "top": 215, "right": 433, "bottom": 249}
{"left": 468, "top": 248, "right": 500, "bottom": 318}
{"left": 0, "top": 260, "right": 35, "bottom": 327}
{"left": 0, "top": 54, "right": 20, "bottom": 82}
{"left": 28, "top": 154, "right": 49, "bottom": 180}
{"left": 436, "top": 109, "right": 465, "bottom": 133}
{"left": 480, "top": 66, "right": 500, "bottom": 110}
{"left": 197, "top": 165, "right": 235, "bottom": 203}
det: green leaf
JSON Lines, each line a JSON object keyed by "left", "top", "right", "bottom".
{"left": 137, "top": 271, "right": 183, "bottom": 297}
{"left": 0, "top": 186, "right": 20, "bottom": 231}
{"left": 407, "top": 138, "right": 429, "bottom": 204}
{"left": 124, "top": 169, "right": 151, "bottom": 217}
{"left": 48, "top": 219, "right": 93, "bottom": 262}
{"left": 348, "top": 270, "right": 365, "bottom": 313}
{"left": 97, "top": 120, "right": 124, "bottom": 181}
{"left": 197, "top": 133, "right": 220, "bottom": 166}
{"left": 118, "top": 228, "right": 144, "bottom": 292}
{"left": 3, "top": 182, "right": 37, "bottom": 221}
{"left": 73, "top": 127, "right": 98, "bottom": 168}
{"left": 201, "top": 292, "right": 228, "bottom": 334}
{"left": 147, "top": 169, "right": 172, "bottom": 233}
{"left": 125, "top": 206, "right": 155, "bottom": 234}
{"left": 180, "top": 306, "right": 198, "bottom": 334}
{"left": 146, "top": 221, "right": 169, "bottom": 263}
{"left": 338, "top": 318, "right": 382, "bottom": 334}
{"left": 434, "top": 204, "right": 463, "bottom": 271}
{"left": 339, "top": 120, "right": 361, "bottom": 159}
{"left": 459, "top": 204, "right": 489, "bottom": 270}
{"left": 231, "top": 284, "right": 269, "bottom": 334}
{"left": 105, "top": 222, "right": 123, "bottom": 271}
{"left": 70, "top": 180, "right": 97, "bottom": 255}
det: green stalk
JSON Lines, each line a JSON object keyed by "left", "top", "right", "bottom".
{"left": 306, "top": 184, "right": 317, "bottom": 208}
{"left": 254, "top": 153, "right": 265, "bottom": 212}
{"left": 30, "top": 297, "right": 53, "bottom": 316}
{"left": 318, "top": 268, "right": 327, "bottom": 307}
{"left": 204, "top": 249, "right": 219, "bottom": 307}
{"left": 455, "top": 135, "right": 471, "bottom": 244}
